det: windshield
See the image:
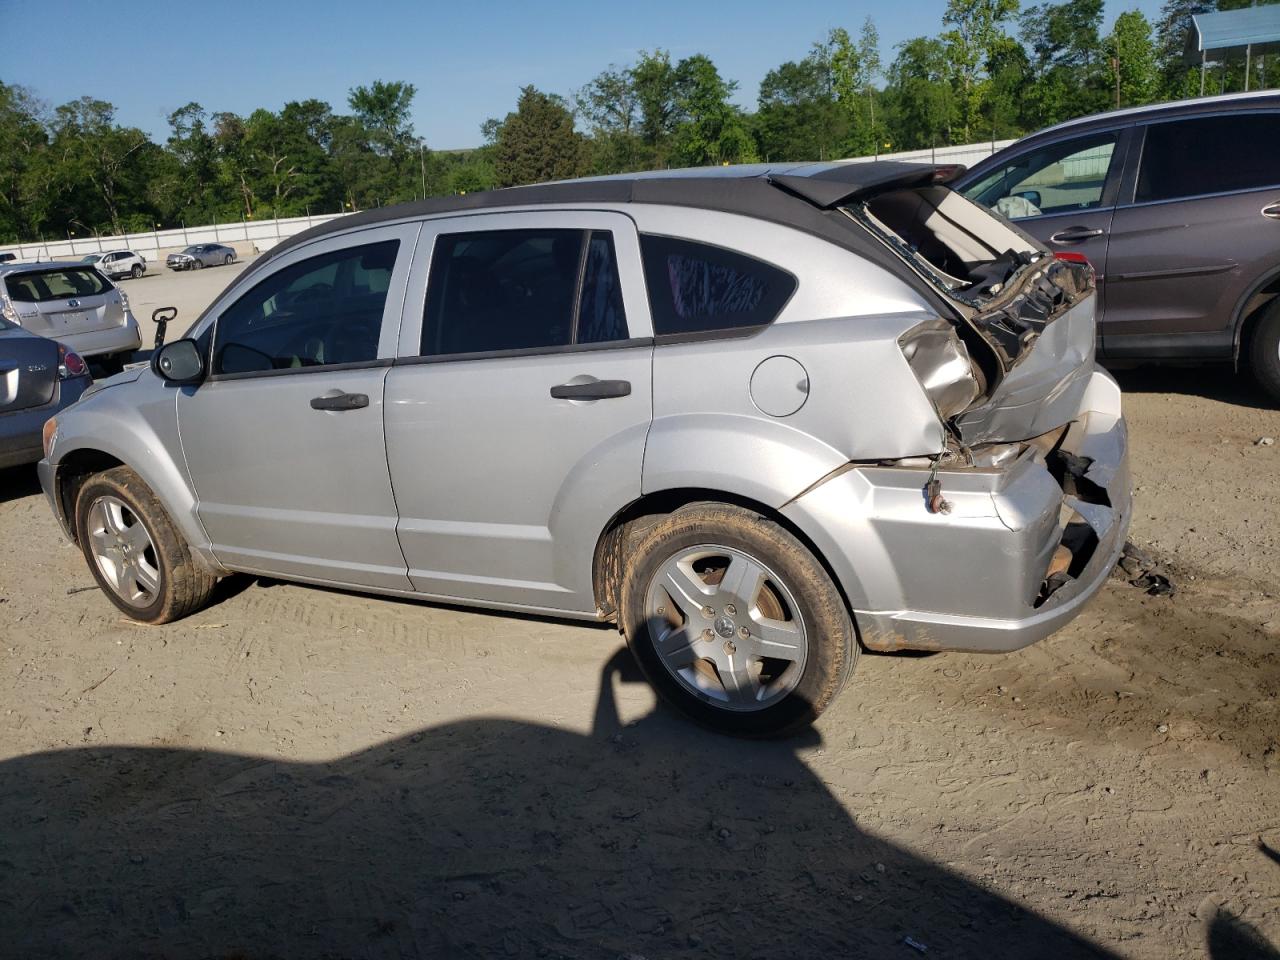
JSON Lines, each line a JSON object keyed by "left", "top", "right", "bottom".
{"left": 3, "top": 267, "right": 113, "bottom": 302}
{"left": 183, "top": 246, "right": 200, "bottom": 254}
{"left": 80, "top": 255, "right": 102, "bottom": 263}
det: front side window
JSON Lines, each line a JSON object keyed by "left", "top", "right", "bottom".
{"left": 640, "top": 235, "right": 796, "bottom": 336}
{"left": 422, "top": 228, "right": 628, "bottom": 356}
{"left": 1136, "top": 113, "right": 1280, "bottom": 203}
{"left": 962, "top": 132, "right": 1119, "bottom": 220}
{"left": 212, "top": 239, "right": 398, "bottom": 375}
{"left": 4, "top": 267, "right": 112, "bottom": 302}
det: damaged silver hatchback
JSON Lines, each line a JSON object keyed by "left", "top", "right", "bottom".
{"left": 39, "top": 161, "right": 1130, "bottom": 735}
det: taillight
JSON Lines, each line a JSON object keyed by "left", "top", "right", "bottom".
{"left": 57, "top": 344, "right": 88, "bottom": 380}
{"left": 899, "top": 318, "right": 983, "bottom": 420}
{"left": 1053, "top": 251, "right": 1090, "bottom": 266}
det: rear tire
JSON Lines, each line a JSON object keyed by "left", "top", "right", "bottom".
{"left": 618, "top": 503, "right": 857, "bottom": 737}
{"left": 75, "top": 466, "right": 217, "bottom": 624}
{"left": 1249, "top": 299, "right": 1280, "bottom": 406}
{"left": 130, "top": 264, "right": 143, "bottom": 279}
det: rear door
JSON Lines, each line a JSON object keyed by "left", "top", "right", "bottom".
{"left": 0, "top": 326, "right": 58, "bottom": 414}
{"left": 1102, "top": 111, "right": 1280, "bottom": 358}
{"left": 176, "top": 223, "right": 419, "bottom": 588}
{"left": 957, "top": 129, "right": 1128, "bottom": 330}
{"left": 384, "top": 210, "right": 653, "bottom": 613}
{"left": 2, "top": 266, "right": 126, "bottom": 339}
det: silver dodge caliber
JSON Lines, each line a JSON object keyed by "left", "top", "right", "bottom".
{"left": 39, "top": 162, "right": 1130, "bottom": 736}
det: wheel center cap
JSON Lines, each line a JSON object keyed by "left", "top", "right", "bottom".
{"left": 714, "top": 616, "right": 736, "bottom": 639}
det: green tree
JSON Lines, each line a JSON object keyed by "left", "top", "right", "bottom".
{"left": 1109, "top": 10, "right": 1159, "bottom": 108}
{"left": 941, "top": 0, "right": 1020, "bottom": 142}
{"left": 0, "top": 82, "right": 50, "bottom": 241}
{"left": 755, "top": 55, "right": 846, "bottom": 161}
{"left": 48, "top": 97, "right": 153, "bottom": 235}
{"left": 670, "top": 55, "right": 757, "bottom": 166}
{"left": 1018, "top": 0, "right": 1109, "bottom": 125}
{"left": 631, "top": 50, "right": 684, "bottom": 153}
{"left": 576, "top": 65, "right": 643, "bottom": 173}
{"left": 492, "top": 86, "right": 586, "bottom": 187}
{"left": 883, "top": 37, "right": 955, "bottom": 149}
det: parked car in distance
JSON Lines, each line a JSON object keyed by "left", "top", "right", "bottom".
{"left": 0, "top": 252, "right": 15, "bottom": 263}
{"left": 0, "top": 262, "right": 141, "bottom": 374}
{"left": 38, "top": 162, "right": 1129, "bottom": 735}
{"left": 1, "top": 318, "right": 91, "bottom": 469}
{"left": 166, "top": 244, "right": 237, "bottom": 271}
{"left": 952, "top": 90, "right": 1280, "bottom": 403}
{"left": 81, "top": 250, "right": 146, "bottom": 280}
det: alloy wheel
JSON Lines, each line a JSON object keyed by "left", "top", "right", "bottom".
{"left": 86, "top": 495, "right": 161, "bottom": 608}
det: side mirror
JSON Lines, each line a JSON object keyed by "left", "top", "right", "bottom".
{"left": 152, "top": 306, "right": 178, "bottom": 350}
{"left": 153, "top": 338, "right": 204, "bottom": 384}
{"left": 1016, "top": 190, "right": 1042, "bottom": 209}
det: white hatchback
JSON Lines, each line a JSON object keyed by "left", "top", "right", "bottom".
{"left": 0, "top": 262, "right": 141, "bottom": 372}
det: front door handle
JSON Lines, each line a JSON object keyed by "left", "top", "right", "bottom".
{"left": 1262, "top": 201, "right": 1280, "bottom": 220}
{"left": 1049, "top": 226, "right": 1105, "bottom": 244}
{"left": 550, "top": 378, "right": 631, "bottom": 401}
{"left": 310, "top": 391, "right": 369, "bottom": 411}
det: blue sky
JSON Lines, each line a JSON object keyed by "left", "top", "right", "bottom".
{"left": 6, "top": 0, "right": 1162, "bottom": 148}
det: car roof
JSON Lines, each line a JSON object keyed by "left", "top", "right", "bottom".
{"left": 264, "top": 160, "right": 938, "bottom": 267}
{"left": 1010, "top": 90, "right": 1280, "bottom": 144}
{"left": 0, "top": 260, "right": 98, "bottom": 275}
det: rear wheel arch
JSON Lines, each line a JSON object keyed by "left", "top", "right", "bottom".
{"left": 1233, "top": 265, "right": 1280, "bottom": 365}
{"left": 591, "top": 487, "right": 854, "bottom": 629}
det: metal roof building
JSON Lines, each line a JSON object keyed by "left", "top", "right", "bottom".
{"left": 1186, "top": 5, "right": 1280, "bottom": 93}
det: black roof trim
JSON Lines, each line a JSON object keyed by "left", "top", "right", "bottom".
{"left": 768, "top": 161, "right": 938, "bottom": 208}
{"left": 246, "top": 162, "right": 958, "bottom": 322}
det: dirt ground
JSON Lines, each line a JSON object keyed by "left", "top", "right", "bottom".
{"left": 0, "top": 268, "right": 1277, "bottom": 958}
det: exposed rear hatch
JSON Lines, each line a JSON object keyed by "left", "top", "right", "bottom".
{"left": 0, "top": 323, "right": 59, "bottom": 413}
{"left": 833, "top": 177, "right": 1096, "bottom": 445}
{"left": 1, "top": 265, "right": 127, "bottom": 340}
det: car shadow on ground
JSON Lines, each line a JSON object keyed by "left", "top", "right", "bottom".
{"left": 0, "top": 648, "right": 1130, "bottom": 960}
{"left": 0, "top": 463, "right": 41, "bottom": 504}
{"left": 1107, "top": 364, "right": 1278, "bottom": 411}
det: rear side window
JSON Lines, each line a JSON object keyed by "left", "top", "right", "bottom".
{"left": 4, "top": 267, "right": 112, "bottom": 302}
{"left": 212, "top": 239, "right": 398, "bottom": 375}
{"left": 422, "top": 228, "right": 628, "bottom": 356}
{"left": 639, "top": 235, "right": 796, "bottom": 337}
{"left": 1137, "top": 114, "right": 1280, "bottom": 203}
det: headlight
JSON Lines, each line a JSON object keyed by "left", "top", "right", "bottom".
{"left": 42, "top": 416, "right": 57, "bottom": 459}
{"left": 899, "top": 318, "right": 983, "bottom": 421}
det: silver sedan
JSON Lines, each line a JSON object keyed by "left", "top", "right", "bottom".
{"left": 166, "top": 243, "right": 237, "bottom": 271}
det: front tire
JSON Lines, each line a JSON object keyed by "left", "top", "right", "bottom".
{"left": 223, "top": 254, "right": 233, "bottom": 265}
{"left": 1249, "top": 299, "right": 1280, "bottom": 405}
{"left": 192, "top": 259, "right": 204, "bottom": 270}
{"left": 75, "top": 466, "right": 217, "bottom": 624}
{"left": 619, "top": 503, "right": 857, "bottom": 737}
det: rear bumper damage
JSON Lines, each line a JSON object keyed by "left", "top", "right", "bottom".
{"left": 783, "top": 367, "right": 1130, "bottom": 654}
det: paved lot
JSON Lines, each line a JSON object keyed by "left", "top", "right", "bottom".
{"left": 0, "top": 278, "right": 1278, "bottom": 957}
{"left": 113, "top": 259, "right": 250, "bottom": 354}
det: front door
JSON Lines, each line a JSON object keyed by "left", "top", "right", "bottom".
{"left": 177, "top": 223, "right": 420, "bottom": 589}
{"left": 1102, "top": 111, "right": 1280, "bottom": 358}
{"left": 957, "top": 129, "right": 1127, "bottom": 340}
{"left": 384, "top": 211, "right": 654, "bottom": 613}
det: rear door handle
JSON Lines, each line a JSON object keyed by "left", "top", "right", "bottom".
{"left": 310, "top": 391, "right": 369, "bottom": 411}
{"left": 550, "top": 378, "right": 631, "bottom": 400}
{"left": 1262, "top": 201, "right": 1280, "bottom": 220}
{"left": 1049, "top": 226, "right": 1105, "bottom": 244}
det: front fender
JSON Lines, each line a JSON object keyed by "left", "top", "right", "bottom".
{"left": 45, "top": 375, "right": 219, "bottom": 572}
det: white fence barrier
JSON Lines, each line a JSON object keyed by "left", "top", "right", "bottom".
{"left": 2, "top": 212, "right": 350, "bottom": 264}
{"left": 0, "top": 138, "right": 1023, "bottom": 263}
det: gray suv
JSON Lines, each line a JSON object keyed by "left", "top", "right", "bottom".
{"left": 953, "top": 91, "right": 1280, "bottom": 402}
{"left": 38, "top": 163, "right": 1130, "bottom": 735}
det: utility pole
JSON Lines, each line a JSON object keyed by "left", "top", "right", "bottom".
{"left": 420, "top": 142, "right": 427, "bottom": 200}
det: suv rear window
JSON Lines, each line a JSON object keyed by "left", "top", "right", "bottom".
{"left": 3, "top": 267, "right": 112, "bottom": 302}
{"left": 640, "top": 235, "right": 796, "bottom": 337}
{"left": 1137, "top": 113, "right": 1280, "bottom": 203}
